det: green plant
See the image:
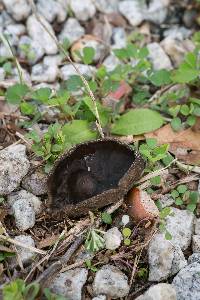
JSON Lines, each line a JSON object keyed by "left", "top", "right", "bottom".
{"left": 122, "top": 227, "right": 132, "bottom": 246}
{"left": 101, "top": 212, "right": 112, "bottom": 225}
{"left": 2, "top": 280, "right": 67, "bottom": 300}
{"left": 85, "top": 228, "right": 105, "bottom": 252}
{"left": 137, "top": 267, "right": 148, "bottom": 280}
{"left": 19, "top": 43, "right": 35, "bottom": 61}
{"left": 85, "top": 259, "right": 98, "bottom": 272}
{"left": 158, "top": 207, "right": 174, "bottom": 240}
{"left": 171, "top": 185, "right": 199, "bottom": 212}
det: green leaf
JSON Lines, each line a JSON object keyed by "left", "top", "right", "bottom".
{"left": 177, "top": 185, "right": 188, "bottom": 194}
{"left": 149, "top": 69, "right": 172, "bottom": 86}
{"left": 101, "top": 212, "right": 112, "bottom": 224}
{"left": 171, "top": 117, "right": 182, "bottom": 132}
{"left": 124, "top": 238, "right": 131, "bottom": 246}
{"left": 180, "top": 104, "right": 190, "bottom": 116}
{"left": 187, "top": 203, "right": 196, "bottom": 212}
{"left": 165, "top": 230, "right": 172, "bottom": 240}
{"left": 175, "top": 197, "right": 183, "bottom": 205}
{"left": 172, "top": 52, "right": 200, "bottom": 83}
{"left": 146, "top": 138, "right": 157, "bottom": 149}
{"left": 31, "top": 87, "right": 51, "bottom": 103}
{"left": 122, "top": 227, "right": 132, "bottom": 238}
{"left": 20, "top": 102, "right": 35, "bottom": 115}
{"left": 111, "top": 108, "right": 164, "bottom": 136}
{"left": 193, "top": 106, "right": 200, "bottom": 116}
{"left": 159, "top": 207, "right": 172, "bottom": 219}
{"left": 171, "top": 190, "right": 179, "bottom": 199}
{"left": 6, "top": 83, "right": 29, "bottom": 105}
{"left": 189, "top": 191, "right": 199, "bottom": 204}
{"left": 186, "top": 115, "right": 196, "bottom": 127}
{"left": 150, "top": 175, "right": 161, "bottom": 186}
{"left": 82, "top": 47, "right": 95, "bottom": 64}
{"left": 62, "top": 120, "right": 97, "bottom": 147}
{"left": 162, "top": 153, "right": 174, "bottom": 166}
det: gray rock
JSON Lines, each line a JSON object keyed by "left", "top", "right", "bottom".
{"left": 27, "top": 14, "right": 58, "bottom": 55}
{"left": 50, "top": 268, "right": 88, "bottom": 300}
{"left": 165, "top": 208, "right": 194, "bottom": 250}
{"left": 135, "top": 283, "right": 177, "bottom": 300}
{"left": 59, "top": 18, "right": 85, "bottom": 45}
{"left": 18, "top": 35, "right": 44, "bottom": 65}
{"left": 0, "top": 144, "right": 30, "bottom": 195}
{"left": 37, "top": 0, "right": 67, "bottom": 23}
{"left": 172, "top": 262, "right": 200, "bottom": 300}
{"left": 104, "top": 227, "right": 122, "bottom": 250}
{"left": 2, "top": 0, "right": 31, "bottom": 21}
{"left": 69, "top": 0, "right": 96, "bottom": 21}
{"left": 0, "top": 68, "right": 5, "bottom": 81}
{"left": 103, "top": 54, "right": 121, "bottom": 72}
{"left": 148, "top": 233, "right": 187, "bottom": 282}
{"left": 163, "top": 25, "right": 192, "bottom": 40}
{"left": 22, "top": 168, "right": 47, "bottom": 196}
{"left": 8, "top": 189, "right": 42, "bottom": 215}
{"left": 60, "top": 63, "right": 96, "bottom": 80}
{"left": 119, "top": 0, "right": 145, "bottom": 27}
{"left": 188, "top": 253, "right": 200, "bottom": 265}
{"left": 31, "top": 55, "right": 61, "bottom": 83}
{"left": 94, "top": 0, "right": 119, "bottom": 14}
{"left": 145, "top": 0, "right": 169, "bottom": 24}
{"left": 112, "top": 27, "right": 127, "bottom": 49}
{"left": 159, "top": 194, "right": 174, "bottom": 208}
{"left": 93, "top": 264, "right": 130, "bottom": 299}
{"left": 0, "top": 44, "right": 13, "bottom": 59}
{"left": 192, "top": 235, "right": 200, "bottom": 253}
{"left": 12, "top": 198, "right": 35, "bottom": 231}
{"left": 183, "top": 9, "right": 197, "bottom": 28}
{"left": 13, "top": 235, "right": 35, "bottom": 265}
{"left": 147, "top": 42, "right": 172, "bottom": 70}
{"left": 0, "top": 11, "right": 13, "bottom": 27}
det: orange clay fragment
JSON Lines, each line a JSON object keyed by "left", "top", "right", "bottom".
{"left": 127, "top": 187, "right": 159, "bottom": 222}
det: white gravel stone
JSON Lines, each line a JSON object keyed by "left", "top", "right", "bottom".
{"left": 0, "top": 144, "right": 30, "bottom": 195}
{"left": 27, "top": 14, "right": 58, "bottom": 55}
{"left": 93, "top": 264, "right": 130, "bottom": 299}
{"left": 69, "top": 0, "right": 96, "bottom": 21}
{"left": 13, "top": 235, "right": 35, "bottom": 265}
{"left": 163, "top": 25, "right": 192, "bottom": 40}
{"left": 147, "top": 42, "right": 172, "bottom": 70}
{"left": 2, "top": 0, "right": 31, "bottom": 21}
{"left": 135, "top": 283, "right": 177, "bottom": 300}
{"left": 92, "top": 296, "right": 106, "bottom": 300}
{"left": 172, "top": 262, "right": 200, "bottom": 300}
{"left": 18, "top": 35, "right": 44, "bottom": 65}
{"left": 188, "top": 253, "right": 200, "bottom": 265}
{"left": 165, "top": 208, "right": 194, "bottom": 250}
{"left": 0, "top": 11, "right": 13, "bottom": 27}
{"left": 159, "top": 194, "right": 174, "bottom": 208}
{"left": 0, "top": 68, "right": 5, "bottom": 81}
{"left": 31, "top": 55, "right": 61, "bottom": 83}
{"left": 12, "top": 67, "right": 32, "bottom": 87}
{"left": 60, "top": 63, "right": 96, "bottom": 80}
{"left": 145, "top": 0, "right": 169, "bottom": 24}
{"left": 195, "top": 218, "right": 200, "bottom": 235}
{"left": 112, "top": 27, "right": 127, "bottom": 49}
{"left": 59, "top": 18, "right": 85, "bottom": 45}
{"left": 50, "top": 268, "right": 88, "bottom": 300}
{"left": 119, "top": 0, "right": 145, "bottom": 27}
{"left": 94, "top": 0, "right": 119, "bottom": 14}
{"left": 12, "top": 198, "right": 35, "bottom": 231}
{"left": 104, "top": 227, "right": 122, "bottom": 250}
{"left": 37, "top": 0, "right": 67, "bottom": 23}
{"left": 192, "top": 235, "right": 200, "bottom": 253}
{"left": 6, "top": 24, "right": 26, "bottom": 37}
{"left": 103, "top": 54, "right": 121, "bottom": 72}
{"left": 22, "top": 168, "right": 47, "bottom": 196}
{"left": 8, "top": 190, "right": 42, "bottom": 215}
{"left": 148, "top": 233, "right": 187, "bottom": 282}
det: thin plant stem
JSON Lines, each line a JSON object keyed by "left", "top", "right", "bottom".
{"left": 0, "top": 33, "right": 24, "bottom": 85}
{"left": 28, "top": 0, "right": 104, "bottom": 138}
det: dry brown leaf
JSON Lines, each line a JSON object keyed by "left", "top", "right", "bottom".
{"left": 37, "top": 234, "right": 60, "bottom": 249}
{"left": 145, "top": 124, "right": 200, "bottom": 165}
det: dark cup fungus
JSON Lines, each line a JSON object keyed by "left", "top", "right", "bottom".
{"left": 47, "top": 139, "right": 145, "bottom": 217}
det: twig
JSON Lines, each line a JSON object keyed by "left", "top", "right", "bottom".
{"left": 28, "top": 0, "right": 104, "bottom": 139}
{"left": 35, "top": 235, "right": 84, "bottom": 288}
{"left": 176, "top": 161, "right": 200, "bottom": 174}
{"left": 0, "top": 235, "right": 46, "bottom": 255}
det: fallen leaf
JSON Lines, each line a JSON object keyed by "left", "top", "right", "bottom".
{"left": 145, "top": 124, "right": 200, "bottom": 165}
{"left": 37, "top": 234, "right": 60, "bottom": 249}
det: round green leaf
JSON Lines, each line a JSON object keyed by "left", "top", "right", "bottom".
{"left": 111, "top": 108, "right": 164, "bottom": 136}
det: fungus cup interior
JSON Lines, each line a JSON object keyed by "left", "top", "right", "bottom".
{"left": 48, "top": 140, "right": 136, "bottom": 209}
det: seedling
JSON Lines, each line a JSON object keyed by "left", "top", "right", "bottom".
{"left": 171, "top": 185, "right": 199, "bottom": 212}
{"left": 85, "top": 228, "right": 105, "bottom": 252}
{"left": 122, "top": 227, "right": 132, "bottom": 246}
{"left": 85, "top": 259, "right": 98, "bottom": 272}
{"left": 159, "top": 207, "right": 174, "bottom": 240}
